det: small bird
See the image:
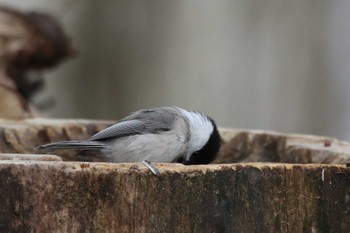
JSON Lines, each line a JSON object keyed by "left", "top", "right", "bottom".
{"left": 37, "top": 106, "right": 221, "bottom": 165}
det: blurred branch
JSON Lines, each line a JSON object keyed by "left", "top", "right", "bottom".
{"left": 0, "top": 5, "right": 75, "bottom": 119}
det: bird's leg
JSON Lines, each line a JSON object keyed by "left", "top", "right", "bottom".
{"left": 142, "top": 160, "right": 161, "bottom": 175}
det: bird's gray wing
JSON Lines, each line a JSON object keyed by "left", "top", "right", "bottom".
{"left": 90, "top": 119, "right": 171, "bottom": 141}
{"left": 91, "top": 107, "right": 180, "bottom": 141}
{"left": 90, "top": 120, "right": 146, "bottom": 141}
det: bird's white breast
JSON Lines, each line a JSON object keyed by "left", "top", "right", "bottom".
{"left": 103, "top": 117, "right": 189, "bottom": 163}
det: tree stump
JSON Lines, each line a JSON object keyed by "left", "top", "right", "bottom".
{"left": 0, "top": 119, "right": 349, "bottom": 232}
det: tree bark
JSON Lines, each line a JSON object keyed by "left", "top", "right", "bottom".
{"left": 0, "top": 162, "right": 348, "bottom": 232}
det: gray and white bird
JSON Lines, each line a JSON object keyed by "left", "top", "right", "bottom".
{"left": 37, "top": 106, "right": 221, "bottom": 165}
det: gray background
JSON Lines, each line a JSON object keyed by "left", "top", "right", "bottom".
{"left": 3, "top": 0, "right": 350, "bottom": 140}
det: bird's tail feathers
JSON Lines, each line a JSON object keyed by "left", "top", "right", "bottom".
{"left": 37, "top": 140, "right": 106, "bottom": 151}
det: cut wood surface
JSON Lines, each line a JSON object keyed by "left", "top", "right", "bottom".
{"left": 0, "top": 119, "right": 349, "bottom": 232}
{"left": 0, "top": 119, "right": 349, "bottom": 164}
{"left": 218, "top": 128, "right": 350, "bottom": 164}
{"left": 0, "top": 118, "right": 111, "bottom": 162}
{"left": 0, "top": 153, "right": 62, "bottom": 161}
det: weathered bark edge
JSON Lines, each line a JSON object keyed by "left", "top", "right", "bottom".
{"left": 0, "top": 118, "right": 349, "bottom": 164}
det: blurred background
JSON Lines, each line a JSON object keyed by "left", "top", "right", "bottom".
{"left": 2, "top": 0, "right": 350, "bottom": 140}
